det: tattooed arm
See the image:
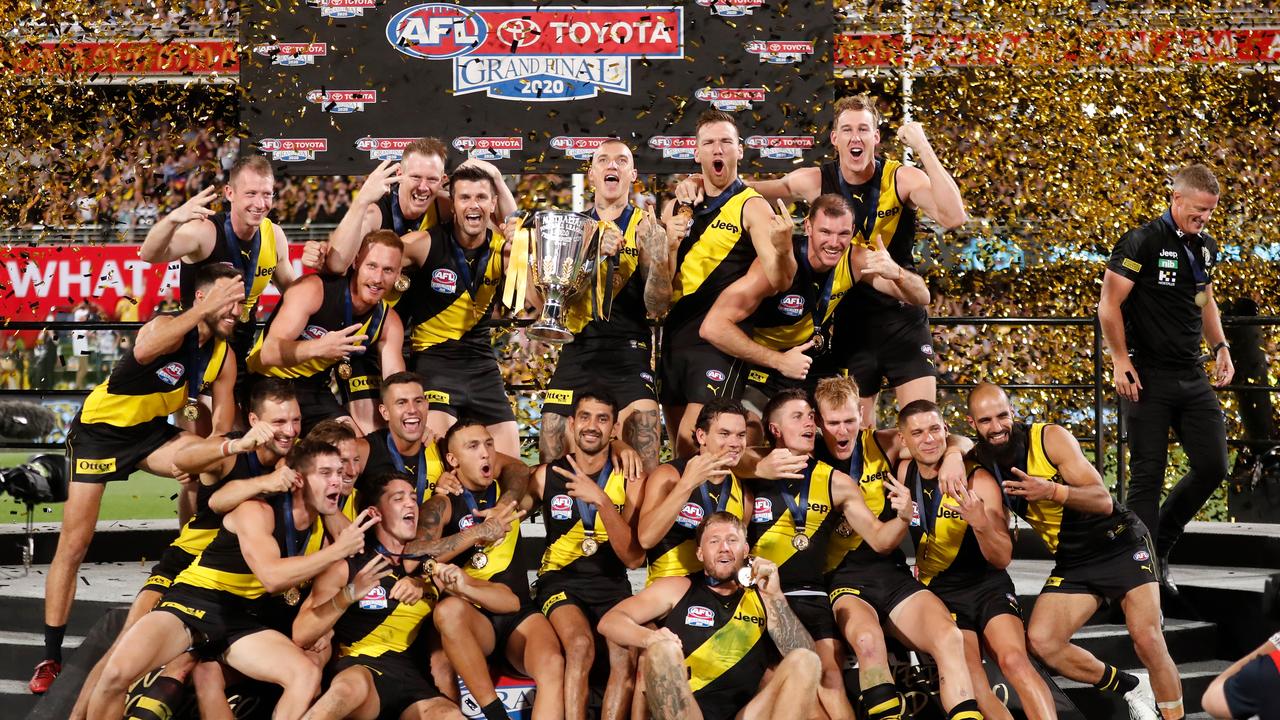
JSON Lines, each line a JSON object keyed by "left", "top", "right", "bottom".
{"left": 495, "top": 451, "right": 531, "bottom": 506}
{"left": 638, "top": 208, "right": 673, "bottom": 319}
{"left": 403, "top": 494, "right": 518, "bottom": 562}
{"left": 753, "top": 558, "right": 815, "bottom": 654}
{"left": 539, "top": 413, "right": 569, "bottom": 463}
{"left": 622, "top": 405, "right": 663, "bottom": 474}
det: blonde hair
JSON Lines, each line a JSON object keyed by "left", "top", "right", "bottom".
{"left": 814, "top": 375, "right": 861, "bottom": 414}
{"left": 832, "top": 95, "right": 882, "bottom": 128}
{"left": 1173, "top": 163, "right": 1219, "bottom": 196}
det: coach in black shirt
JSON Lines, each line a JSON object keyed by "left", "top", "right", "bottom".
{"left": 1098, "top": 162, "right": 1234, "bottom": 583}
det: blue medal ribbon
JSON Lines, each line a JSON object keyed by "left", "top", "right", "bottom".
{"left": 343, "top": 283, "right": 386, "bottom": 354}
{"left": 461, "top": 483, "right": 497, "bottom": 516}
{"left": 183, "top": 331, "right": 212, "bottom": 406}
{"left": 222, "top": 215, "right": 261, "bottom": 302}
{"left": 835, "top": 159, "right": 882, "bottom": 243}
{"left": 698, "top": 477, "right": 733, "bottom": 516}
{"left": 386, "top": 432, "right": 428, "bottom": 503}
{"left": 847, "top": 433, "right": 865, "bottom": 481}
{"left": 1161, "top": 210, "right": 1211, "bottom": 294}
{"left": 779, "top": 462, "right": 815, "bottom": 538}
{"left": 280, "top": 492, "right": 308, "bottom": 558}
{"left": 389, "top": 191, "right": 433, "bottom": 236}
{"left": 450, "top": 233, "right": 493, "bottom": 299}
{"left": 693, "top": 179, "right": 745, "bottom": 219}
{"left": 575, "top": 459, "right": 614, "bottom": 536}
{"left": 909, "top": 462, "right": 945, "bottom": 536}
{"left": 801, "top": 238, "right": 839, "bottom": 328}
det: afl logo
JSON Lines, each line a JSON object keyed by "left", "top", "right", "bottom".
{"left": 431, "top": 268, "right": 458, "bottom": 294}
{"left": 156, "top": 362, "right": 185, "bottom": 386}
{"left": 458, "top": 513, "right": 477, "bottom": 531}
{"left": 550, "top": 494, "right": 573, "bottom": 521}
{"left": 752, "top": 497, "right": 772, "bottom": 523}
{"left": 495, "top": 17, "right": 540, "bottom": 48}
{"left": 358, "top": 584, "right": 388, "bottom": 610}
{"left": 705, "top": 369, "right": 726, "bottom": 383}
{"left": 676, "top": 502, "right": 705, "bottom": 529}
{"left": 1133, "top": 549, "right": 1150, "bottom": 562}
{"left": 778, "top": 294, "right": 805, "bottom": 317}
{"left": 386, "top": 3, "right": 488, "bottom": 60}
{"left": 685, "top": 605, "right": 715, "bottom": 628}
{"left": 302, "top": 325, "right": 328, "bottom": 340}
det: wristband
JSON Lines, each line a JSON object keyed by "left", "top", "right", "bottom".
{"left": 220, "top": 439, "right": 234, "bottom": 457}
{"left": 1060, "top": 484, "right": 1070, "bottom": 505}
{"left": 1269, "top": 631, "right": 1280, "bottom": 648}
{"left": 1212, "top": 341, "right": 1229, "bottom": 354}
{"left": 343, "top": 582, "right": 357, "bottom": 605}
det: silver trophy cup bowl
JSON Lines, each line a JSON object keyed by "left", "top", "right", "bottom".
{"left": 528, "top": 209, "right": 599, "bottom": 343}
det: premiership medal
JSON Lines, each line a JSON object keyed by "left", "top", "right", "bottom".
{"left": 182, "top": 400, "right": 200, "bottom": 421}
{"left": 581, "top": 537, "right": 599, "bottom": 556}
{"left": 394, "top": 274, "right": 411, "bottom": 293}
{"left": 736, "top": 557, "right": 756, "bottom": 587}
{"left": 1195, "top": 290, "right": 1208, "bottom": 308}
{"left": 469, "top": 550, "right": 489, "bottom": 570}
{"left": 810, "top": 329, "right": 826, "bottom": 353}
{"left": 283, "top": 586, "right": 301, "bottom": 606}
{"left": 792, "top": 533, "right": 810, "bottom": 551}
{"left": 337, "top": 361, "right": 353, "bottom": 380}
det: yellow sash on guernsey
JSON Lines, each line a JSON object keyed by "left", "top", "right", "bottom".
{"left": 913, "top": 466, "right": 982, "bottom": 584}
{"left": 853, "top": 158, "right": 907, "bottom": 250}
{"left": 538, "top": 466, "right": 628, "bottom": 574}
{"left": 1021, "top": 423, "right": 1065, "bottom": 553}
{"left": 671, "top": 186, "right": 761, "bottom": 305}
{"left": 646, "top": 476, "right": 746, "bottom": 584}
{"left": 174, "top": 514, "right": 326, "bottom": 599}
{"left": 464, "top": 480, "right": 521, "bottom": 583}
{"left": 752, "top": 461, "right": 834, "bottom": 569}
{"left": 246, "top": 297, "right": 389, "bottom": 379}
{"left": 824, "top": 429, "right": 893, "bottom": 572}
{"left": 340, "top": 586, "right": 437, "bottom": 658}
{"left": 80, "top": 338, "right": 228, "bottom": 427}
{"left": 243, "top": 219, "right": 278, "bottom": 321}
{"left": 751, "top": 248, "right": 855, "bottom": 352}
{"left": 686, "top": 589, "right": 767, "bottom": 693}
{"left": 410, "top": 230, "right": 507, "bottom": 351}
{"left": 562, "top": 207, "right": 644, "bottom": 334}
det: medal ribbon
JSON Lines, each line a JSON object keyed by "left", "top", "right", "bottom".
{"left": 389, "top": 191, "right": 432, "bottom": 236}
{"left": 461, "top": 483, "right": 497, "bottom": 516}
{"left": 694, "top": 179, "right": 745, "bottom": 219}
{"left": 1162, "top": 210, "right": 1211, "bottom": 296}
{"left": 450, "top": 233, "right": 494, "bottom": 299}
{"left": 780, "top": 462, "right": 815, "bottom": 539}
{"left": 699, "top": 476, "right": 734, "bottom": 515}
{"left": 801, "top": 238, "right": 839, "bottom": 328}
{"left": 183, "top": 330, "right": 212, "bottom": 407}
{"left": 909, "top": 462, "right": 945, "bottom": 537}
{"left": 343, "top": 283, "right": 386, "bottom": 354}
{"left": 386, "top": 432, "right": 428, "bottom": 503}
{"left": 575, "top": 458, "right": 614, "bottom": 537}
{"left": 836, "top": 158, "right": 883, "bottom": 244}
{"left": 280, "top": 491, "right": 309, "bottom": 558}
{"left": 847, "top": 434, "right": 865, "bottom": 481}
{"left": 222, "top": 215, "right": 261, "bottom": 302}
{"left": 588, "top": 205, "right": 634, "bottom": 321}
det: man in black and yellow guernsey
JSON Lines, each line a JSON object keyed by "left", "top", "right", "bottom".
{"left": 968, "top": 383, "right": 1174, "bottom": 720}
{"left": 721, "top": 95, "right": 967, "bottom": 423}
{"left": 659, "top": 109, "right": 797, "bottom": 458}
{"left": 897, "top": 400, "right": 1057, "bottom": 720}
{"left": 638, "top": 400, "right": 747, "bottom": 585}
{"left": 87, "top": 439, "right": 375, "bottom": 720}
{"left": 540, "top": 139, "right": 672, "bottom": 471}
{"left": 34, "top": 263, "right": 242, "bottom": 695}
{"left": 808, "top": 375, "right": 978, "bottom": 720}
{"left": 248, "top": 229, "right": 405, "bottom": 434}
{"left": 701, "top": 193, "right": 928, "bottom": 418}
{"left": 530, "top": 390, "right": 645, "bottom": 720}
{"left": 751, "top": 388, "right": 978, "bottom": 720}
{"left": 398, "top": 164, "right": 522, "bottom": 457}
{"left": 139, "top": 155, "right": 298, "bottom": 428}
{"left": 416, "top": 421, "right": 565, "bottom": 720}
{"left": 600, "top": 511, "right": 821, "bottom": 720}
{"left": 293, "top": 471, "right": 508, "bottom": 720}
{"left": 358, "top": 372, "right": 446, "bottom": 503}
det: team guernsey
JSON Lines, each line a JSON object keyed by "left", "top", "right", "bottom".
{"left": 663, "top": 576, "right": 773, "bottom": 720}
{"left": 405, "top": 226, "right": 505, "bottom": 356}
{"left": 747, "top": 458, "right": 839, "bottom": 592}
{"left": 646, "top": 459, "right": 746, "bottom": 584}
{"left": 180, "top": 212, "right": 278, "bottom": 363}
{"left": 819, "top": 429, "right": 897, "bottom": 573}
{"left": 442, "top": 479, "right": 530, "bottom": 597}
{"left": 361, "top": 428, "right": 445, "bottom": 505}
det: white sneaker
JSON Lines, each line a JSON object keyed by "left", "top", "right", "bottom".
{"left": 1122, "top": 672, "right": 1159, "bottom": 720}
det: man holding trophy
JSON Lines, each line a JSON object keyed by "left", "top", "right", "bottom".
{"left": 539, "top": 139, "right": 674, "bottom": 472}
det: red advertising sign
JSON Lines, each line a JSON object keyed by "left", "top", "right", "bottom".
{"left": 11, "top": 40, "right": 239, "bottom": 77}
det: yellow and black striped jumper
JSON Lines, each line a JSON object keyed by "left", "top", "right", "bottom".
{"left": 361, "top": 427, "right": 445, "bottom": 505}
{"left": 543, "top": 204, "right": 655, "bottom": 417}
{"left": 533, "top": 456, "right": 633, "bottom": 620}
{"left": 181, "top": 211, "right": 279, "bottom": 378}
{"left": 247, "top": 272, "right": 390, "bottom": 433}
{"left": 662, "top": 575, "right": 772, "bottom": 720}
{"left": 907, "top": 458, "right": 1022, "bottom": 632}
{"left": 818, "top": 428, "right": 900, "bottom": 575}
{"left": 67, "top": 323, "right": 228, "bottom": 485}
{"left": 646, "top": 459, "right": 746, "bottom": 585}
{"left": 442, "top": 478, "right": 535, "bottom": 628}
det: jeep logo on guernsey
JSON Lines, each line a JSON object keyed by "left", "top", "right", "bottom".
{"left": 259, "top": 138, "right": 327, "bottom": 162}
{"left": 778, "top": 294, "right": 805, "bottom": 317}
{"left": 306, "top": 0, "right": 377, "bottom": 18}
{"left": 156, "top": 362, "right": 185, "bottom": 386}
{"left": 307, "top": 90, "right": 377, "bottom": 113}
{"left": 744, "top": 40, "right": 814, "bottom": 64}
{"left": 355, "top": 137, "right": 418, "bottom": 161}
{"left": 386, "top": 4, "right": 685, "bottom": 101}
{"left": 452, "top": 136, "right": 523, "bottom": 161}
{"left": 746, "top": 135, "right": 815, "bottom": 160}
{"left": 647, "top": 136, "right": 696, "bottom": 160}
{"left": 550, "top": 136, "right": 611, "bottom": 161}
{"left": 253, "top": 42, "right": 327, "bottom": 67}
{"left": 696, "top": 0, "right": 766, "bottom": 16}
{"left": 695, "top": 87, "right": 766, "bottom": 112}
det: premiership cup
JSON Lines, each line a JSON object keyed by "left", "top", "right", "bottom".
{"left": 528, "top": 209, "right": 599, "bottom": 343}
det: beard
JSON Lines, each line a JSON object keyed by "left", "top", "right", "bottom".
{"left": 977, "top": 423, "right": 1028, "bottom": 470}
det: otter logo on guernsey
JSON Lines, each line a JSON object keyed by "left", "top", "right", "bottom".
{"left": 386, "top": 4, "right": 684, "bottom": 101}
{"left": 746, "top": 135, "right": 814, "bottom": 160}
{"left": 253, "top": 42, "right": 327, "bottom": 66}
{"left": 355, "top": 137, "right": 417, "bottom": 161}
{"left": 260, "top": 139, "right": 327, "bottom": 162}
{"left": 744, "top": 40, "right": 814, "bottom": 64}
{"left": 648, "top": 136, "right": 696, "bottom": 160}
{"left": 695, "top": 87, "right": 766, "bottom": 112}
{"left": 550, "top": 137, "right": 611, "bottom": 160}
{"left": 696, "top": 0, "right": 765, "bottom": 16}
{"left": 307, "top": 0, "right": 377, "bottom": 18}
{"left": 452, "top": 136, "right": 522, "bottom": 161}
{"left": 307, "top": 90, "right": 376, "bottom": 113}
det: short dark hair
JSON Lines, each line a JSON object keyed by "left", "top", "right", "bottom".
{"left": 761, "top": 388, "right": 812, "bottom": 446}
{"left": 358, "top": 470, "right": 414, "bottom": 513}
{"left": 571, "top": 388, "right": 617, "bottom": 419}
{"left": 286, "top": 438, "right": 339, "bottom": 477}
{"left": 807, "top": 193, "right": 853, "bottom": 223}
{"left": 696, "top": 109, "right": 738, "bottom": 138}
{"left": 228, "top": 155, "right": 273, "bottom": 184}
{"left": 249, "top": 378, "right": 297, "bottom": 415}
{"left": 193, "top": 261, "right": 242, "bottom": 292}
{"left": 897, "top": 399, "right": 943, "bottom": 427}
{"left": 449, "top": 164, "right": 498, "bottom": 197}
{"left": 380, "top": 371, "right": 426, "bottom": 401}
{"left": 694, "top": 399, "right": 749, "bottom": 436}
{"left": 443, "top": 417, "right": 487, "bottom": 456}
{"left": 695, "top": 510, "right": 746, "bottom": 544}
{"left": 307, "top": 419, "right": 356, "bottom": 447}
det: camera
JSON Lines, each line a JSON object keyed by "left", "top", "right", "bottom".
{"left": 0, "top": 454, "right": 67, "bottom": 505}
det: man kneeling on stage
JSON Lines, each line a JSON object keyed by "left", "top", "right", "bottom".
{"left": 599, "top": 511, "right": 821, "bottom": 720}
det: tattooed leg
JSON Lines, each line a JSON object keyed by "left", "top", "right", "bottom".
{"left": 621, "top": 400, "right": 662, "bottom": 473}
{"left": 641, "top": 638, "right": 699, "bottom": 720}
{"left": 540, "top": 412, "right": 569, "bottom": 464}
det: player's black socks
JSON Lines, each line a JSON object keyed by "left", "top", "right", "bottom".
{"left": 43, "top": 624, "right": 65, "bottom": 663}
{"left": 481, "top": 698, "right": 508, "bottom": 720}
{"left": 946, "top": 698, "right": 983, "bottom": 719}
{"left": 126, "top": 675, "right": 185, "bottom": 720}
{"left": 860, "top": 682, "right": 904, "bottom": 719}
{"left": 1094, "top": 663, "right": 1139, "bottom": 694}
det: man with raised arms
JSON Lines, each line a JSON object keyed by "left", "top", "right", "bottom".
{"left": 540, "top": 139, "right": 673, "bottom": 471}
{"left": 600, "top": 511, "right": 822, "bottom": 720}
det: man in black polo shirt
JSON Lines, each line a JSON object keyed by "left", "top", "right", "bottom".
{"left": 1098, "top": 162, "right": 1234, "bottom": 585}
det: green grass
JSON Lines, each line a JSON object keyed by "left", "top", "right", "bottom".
{"left": 0, "top": 452, "right": 180, "bottom": 524}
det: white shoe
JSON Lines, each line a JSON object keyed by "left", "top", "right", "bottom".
{"left": 1122, "top": 672, "right": 1159, "bottom": 720}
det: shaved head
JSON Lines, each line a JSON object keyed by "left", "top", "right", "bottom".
{"left": 591, "top": 139, "right": 632, "bottom": 164}
{"left": 968, "top": 382, "right": 1009, "bottom": 415}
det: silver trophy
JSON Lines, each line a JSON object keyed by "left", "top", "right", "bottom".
{"left": 528, "top": 209, "right": 599, "bottom": 343}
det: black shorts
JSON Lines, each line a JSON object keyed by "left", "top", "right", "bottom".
{"left": 67, "top": 418, "right": 183, "bottom": 484}
{"left": 1224, "top": 650, "right": 1280, "bottom": 720}
{"left": 411, "top": 353, "right": 514, "bottom": 425}
{"left": 341, "top": 352, "right": 382, "bottom": 404}
{"left": 333, "top": 652, "right": 441, "bottom": 717}
{"left": 842, "top": 308, "right": 936, "bottom": 396}
{"left": 1041, "top": 535, "right": 1158, "bottom": 601}
{"left": 785, "top": 592, "right": 839, "bottom": 641}
{"left": 731, "top": 363, "right": 805, "bottom": 417}
{"left": 658, "top": 340, "right": 735, "bottom": 406}
{"left": 484, "top": 604, "right": 541, "bottom": 659}
{"left": 543, "top": 339, "right": 656, "bottom": 416}
{"left": 155, "top": 584, "right": 271, "bottom": 660}
{"left": 828, "top": 559, "right": 926, "bottom": 617}
{"left": 533, "top": 571, "right": 632, "bottom": 625}
{"left": 141, "top": 545, "right": 199, "bottom": 595}
{"left": 929, "top": 570, "right": 1022, "bottom": 633}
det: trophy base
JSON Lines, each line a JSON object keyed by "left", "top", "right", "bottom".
{"left": 528, "top": 323, "right": 574, "bottom": 344}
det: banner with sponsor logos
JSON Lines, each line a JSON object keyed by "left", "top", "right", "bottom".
{"left": 241, "top": 0, "right": 835, "bottom": 174}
